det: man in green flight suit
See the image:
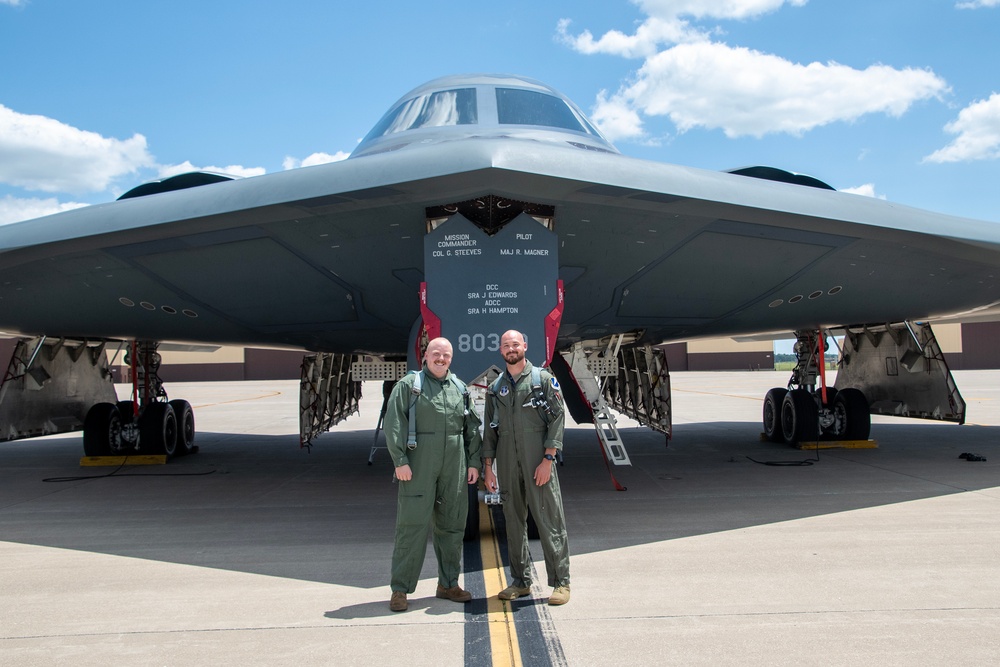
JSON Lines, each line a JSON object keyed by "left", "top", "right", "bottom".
{"left": 482, "top": 329, "right": 571, "bottom": 606}
{"left": 385, "top": 337, "right": 482, "bottom": 612}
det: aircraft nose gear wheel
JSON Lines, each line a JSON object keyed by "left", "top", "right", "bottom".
{"left": 763, "top": 387, "right": 788, "bottom": 443}
{"left": 139, "top": 402, "right": 178, "bottom": 457}
{"left": 781, "top": 388, "right": 818, "bottom": 445}
{"left": 169, "top": 399, "right": 196, "bottom": 455}
{"left": 83, "top": 403, "right": 123, "bottom": 456}
{"left": 831, "top": 388, "right": 870, "bottom": 441}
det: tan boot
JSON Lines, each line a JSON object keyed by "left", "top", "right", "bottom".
{"left": 436, "top": 584, "right": 472, "bottom": 603}
{"left": 389, "top": 591, "right": 408, "bottom": 612}
{"left": 498, "top": 584, "right": 532, "bottom": 601}
{"left": 548, "top": 585, "right": 570, "bottom": 606}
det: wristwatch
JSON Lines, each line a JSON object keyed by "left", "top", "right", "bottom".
{"left": 543, "top": 454, "right": 556, "bottom": 462}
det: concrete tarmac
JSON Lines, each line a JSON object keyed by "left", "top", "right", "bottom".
{"left": 1, "top": 371, "right": 998, "bottom": 666}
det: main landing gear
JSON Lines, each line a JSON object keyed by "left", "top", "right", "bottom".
{"left": 762, "top": 329, "right": 871, "bottom": 446}
{"left": 82, "top": 340, "right": 196, "bottom": 458}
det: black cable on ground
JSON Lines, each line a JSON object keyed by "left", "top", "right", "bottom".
{"left": 42, "top": 458, "right": 216, "bottom": 483}
{"left": 746, "top": 442, "right": 821, "bottom": 467}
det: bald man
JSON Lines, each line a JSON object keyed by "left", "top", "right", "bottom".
{"left": 385, "top": 337, "right": 482, "bottom": 612}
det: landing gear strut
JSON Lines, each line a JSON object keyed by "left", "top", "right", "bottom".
{"left": 82, "top": 340, "right": 196, "bottom": 458}
{"left": 763, "top": 329, "right": 870, "bottom": 445}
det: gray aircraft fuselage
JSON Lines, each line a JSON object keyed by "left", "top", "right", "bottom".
{"left": 2, "top": 73, "right": 999, "bottom": 358}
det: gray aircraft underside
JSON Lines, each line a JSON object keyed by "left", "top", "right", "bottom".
{"left": 2, "top": 75, "right": 1000, "bottom": 357}
{"left": 0, "top": 74, "right": 996, "bottom": 463}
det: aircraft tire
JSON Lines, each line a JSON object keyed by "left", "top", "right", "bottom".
{"left": 834, "top": 388, "right": 871, "bottom": 440}
{"left": 116, "top": 400, "right": 138, "bottom": 422}
{"left": 169, "top": 399, "right": 196, "bottom": 456}
{"left": 139, "top": 402, "right": 178, "bottom": 458}
{"left": 83, "top": 402, "right": 122, "bottom": 457}
{"left": 817, "top": 387, "right": 839, "bottom": 440}
{"left": 113, "top": 400, "right": 142, "bottom": 454}
{"left": 762, "top": 387, "right": 787, "bottom": 443}
{"left": 781, "top": 389, "right": 818, "bottom": 445}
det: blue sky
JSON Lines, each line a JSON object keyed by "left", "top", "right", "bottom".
{"left": 2, "top": 0, "right": 1000, "bottom": 233}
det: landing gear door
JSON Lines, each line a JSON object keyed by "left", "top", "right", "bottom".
{"left": 422, "top": 213, "right": 560, "bottom": 382}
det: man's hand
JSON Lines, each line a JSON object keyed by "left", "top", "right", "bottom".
{"left": 483, "top": 466, "right": 498, "bottom": 492}
{"left": 533, "top": 459, "right": 553, "bottom": 486}
{"left": 467, "top": 467, "right": 479, "bottom": 484}
{"left": 395, "top": 464, "right": 412, "bottom": 481}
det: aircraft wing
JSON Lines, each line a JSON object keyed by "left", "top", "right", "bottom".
{"left": 3, "top": 73, "right": 999, "bottom": 453}
{"left": 2, "top": 135, "right": 1000, "bottom": 356}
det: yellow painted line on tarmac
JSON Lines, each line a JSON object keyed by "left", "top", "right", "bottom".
{"left": 672, "top": 387, "right": 762, "bottom": 401}
{"left": 80, "top": 455, "right": 167, "bottom": 466}
{"left": 479, "top": 501, "right": 522, "bottom": 667}
{"left": 757, "top": 433, "right": 879, "bottom": 449}
{"left": 191, "top": 390, "right": 283, "bottom": 409}
{"left": 794, "top": 439, "right": 878, "bottom": 450}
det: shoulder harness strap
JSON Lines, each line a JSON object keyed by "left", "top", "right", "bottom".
{"left": 407, "top": 372, "right": 470, "bottom": 448}
{"left": 450, "top": 376, "right": 471, "bottom": 416}
{"left": 406, "top": 370, "right": 423, "bottom": 449}
{"left": 530, "top": 366, "right": 551, "bottom": 425}
{"left": 488, "top": 373, "right": 505, "bottom": 429}
{"left": 489, "top": 366, "right": 552, "bottom": 429}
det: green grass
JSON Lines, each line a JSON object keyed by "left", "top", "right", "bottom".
{"left": 773, "top": 361, "right": 838, "bottom": 372}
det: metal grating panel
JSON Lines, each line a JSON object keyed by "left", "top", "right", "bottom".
{"left": 350, "top": 360, "right": 407, "bottom": 381}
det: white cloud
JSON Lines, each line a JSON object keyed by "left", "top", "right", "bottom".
{"left": 0, "top": 104, "right": 270, "bottom": 198}
{"left": 0, "top": 0, "right": 27, "bottom": 6}
{"left": 0, "top": 104, "right": 154, "bottom": 193}
{"left": 562, "top": 2, "right": 948, "bottom": 141}
{"left": 557, "top": 17, "right": 698, "bottom": 58}
{"left": 956, "top": 0, "right": 1000, "bottom": 8}
{"left": 840, "top": 183, "right": 885, "bottom": 199}
{"left": 0, "top": 194, "right": 88, "bottom": 225}
{"left": 558, "top": 0, "right": 807, "bottom": 57}
{"left": 923, "top": 93, "right": 1000, "bottom": 163}
{"left": 589, "top": 90, "right": 648, "bottom": 141}
{"left": 634, "top": 0, "right": 807, "bottom": 20}
{"left": 596, "top": 42, "right": 948, "bottom": 139}
{"left": 157, "top": 161, "right": 265, "bottom": 179}
{"left": 282, "top": 151, "right": 350, "bottom": 170}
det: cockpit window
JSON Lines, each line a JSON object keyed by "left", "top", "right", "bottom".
{"left": 362, "top": 88, "right": 478, "bottom": 142}
{"left": 495, "top": 88, "right": 599, "bottom": 136}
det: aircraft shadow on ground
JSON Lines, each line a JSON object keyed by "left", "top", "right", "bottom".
{"left": 0, "top": 421, "right": 995, "bottom": 590}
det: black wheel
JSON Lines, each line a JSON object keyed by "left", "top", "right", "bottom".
{"left": 83, "top": 403, "right": 121, "bottom": 456}
{"left": 116, "top": 400, "right": 138, "bottom": 421}
{"left": 115, "top": 400, "right": 141, "bottom": 453}
{"left": 820, "top": 387, "right": 838, "bottom": 408}
{"left": 169, "top": 399, "right": 196, "bottom": 456}
{"left": 781, "top": 389, "right": 818, "bottom": 445}
{"left": 763, "top": 387, "right": 788, "bottom": 443}
{"left": 139, "top": 402, "right": 178, "bottom": 457}
{"left": 816, "top": 387, "right": 838, "bottom": 440}
{"left": 833, "top": 388, "right": 871, "bottom": 440}
{"left": 463, "top": 483, "right": 480, "bottom": 542}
